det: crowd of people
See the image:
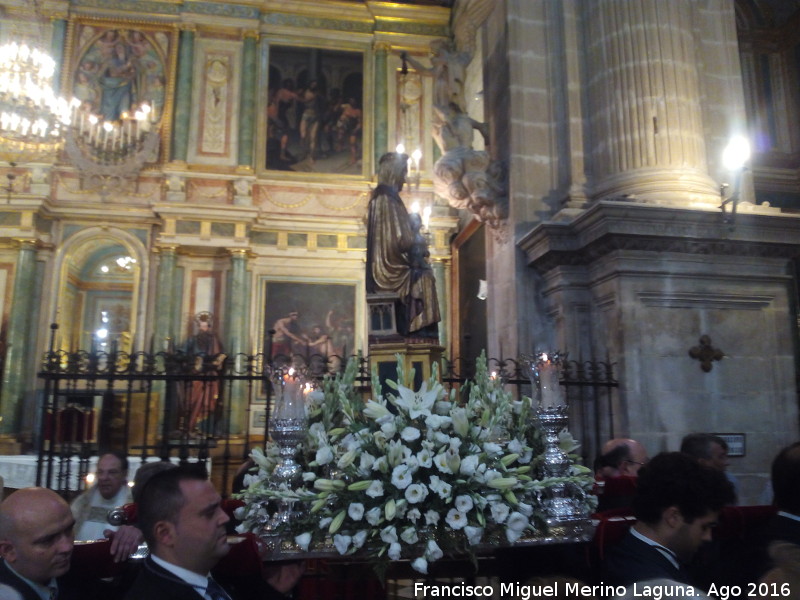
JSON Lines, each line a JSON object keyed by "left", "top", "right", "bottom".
{"left": 0, "top": 436, "right": 797, "bottom": 599}
{"left": 591, "top": 433, "right": 799, "bottom": 597}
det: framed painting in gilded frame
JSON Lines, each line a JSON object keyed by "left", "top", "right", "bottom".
{"left": 262, "top": 43, "right": 366, "bottom": 176}
{"left": 263, "top": 280, "right": 357, "bottom": 370}
{"left": 64, "top": 18, "right": 179, "bottom": 163}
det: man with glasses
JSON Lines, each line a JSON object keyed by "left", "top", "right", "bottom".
{"left": 594, "top": 438, "right": 649, "bottom": 512}
{"left": 71, "top": 451, "right": 142, "bottom": 562}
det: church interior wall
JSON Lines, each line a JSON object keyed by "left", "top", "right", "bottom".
{"left": 0, "top": 0, "right": 797, "bottom": 495}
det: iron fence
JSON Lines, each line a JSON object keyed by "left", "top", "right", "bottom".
{"left": 36, "top": 335, "right": 618, "bottom": 498}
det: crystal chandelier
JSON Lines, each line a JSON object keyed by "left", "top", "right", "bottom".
{"left": 0, "top": 41, "right": 71, "bottom": 165}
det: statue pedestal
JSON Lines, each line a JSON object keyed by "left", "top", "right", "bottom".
{"left": 368, "top": 340, "right": 444, "bottom": 390}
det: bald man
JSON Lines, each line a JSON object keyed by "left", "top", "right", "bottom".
{"left": 594, "top": 438, "right": 649, "bottom": 512}
{"left": 596, "top": 438, "right": 649, "bottom": 478}
{"left": 0, "top": 487, "right": 76, "bottom": 600}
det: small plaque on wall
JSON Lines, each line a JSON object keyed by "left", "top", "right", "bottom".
{"left": 716, "top": 433, "right": 746, "bottom": 457}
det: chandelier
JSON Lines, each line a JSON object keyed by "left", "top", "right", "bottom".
{"left": 64, "top": 99, "right": 160, "bottom": 198}
{"left": 0, "top": 41, "right": 71, "bottom": 165}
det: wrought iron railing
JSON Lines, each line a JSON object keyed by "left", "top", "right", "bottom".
{"left": 36, "top": 327, "right": 618, "bottom": 498}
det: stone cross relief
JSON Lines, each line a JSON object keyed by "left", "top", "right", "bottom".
{"left": 688, "top": 335, "right": 725, "bottom": 372}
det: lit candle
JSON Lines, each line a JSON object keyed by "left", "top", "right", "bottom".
{"left": 277, "top": 368, "right": 304, "bottom": 420}
{"left": 422, "top": 205, "right": 432, "bottom": 230}
{"left": 412, "top": 148, "right": 422, "bottom": 173}
{"left": 538, "top": 354, "right": 565, "bottom": 409}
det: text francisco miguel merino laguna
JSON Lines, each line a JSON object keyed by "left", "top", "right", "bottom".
{"left": 413, "top": 581, "right": 707, "bottom": 599}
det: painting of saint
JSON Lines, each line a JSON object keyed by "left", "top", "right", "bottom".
{"left": 71, "top": 26, "right": 169, "bottom": 123}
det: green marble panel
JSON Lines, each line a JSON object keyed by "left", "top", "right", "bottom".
{"left": 317, "top": 234, "right": 338, "bottom": 248}
{"left": 263, "top": 13, "right": 373, "bottom": 34}
{"left": 186, "top": 2, "right": 260, "bottom": 18}
{"left": 251, "top": 231, "right": 278, "bottom": 245}
{"left": 211, "top": 222, "right": 235, "bottom": 237}
{"left": 0, "top": 213, "right": 21, "bottom": 226}
{"left": 287, "top": 233, "right": 307, "bottom": 247}
{"left": 176, "top": 221, "right": 201, "bottom": 234}
{"left": 348, "top": 235, "right": 367, "bottom": 249}
{"left": 73, "top": 0, "right": 180, "bottom": 14}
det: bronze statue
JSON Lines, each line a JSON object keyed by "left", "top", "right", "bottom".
{"left": 366, "top": 152, "right": 439, "bottom": 337}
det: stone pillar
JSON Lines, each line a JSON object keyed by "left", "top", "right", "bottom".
{"left": 153, "top": 246, "right": 178, "bottom": 351}
{"left": 583, "top": 0, "right": 719, "bottom": 203}
{"left": 373, "top": 43, "right": 390, "bottom": 166}
{"left": 171, "top": 26, "right": 196, "bottom": 164}
{"left": 237, "top": 31, "right": 259, "bottom": 170}
{"left": 0, "top": 241, "right": 38, "bottom": 439}
{"left": 226, "top": 249, "right": 249, "bottom": 435}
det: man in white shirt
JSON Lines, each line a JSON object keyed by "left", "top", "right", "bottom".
{"left": 123, "top": 465, "right": 303, "bottom": 600}
{"left": 71, "top": 451, "right": 142, "bottom": 562}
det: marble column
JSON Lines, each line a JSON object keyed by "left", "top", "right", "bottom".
{"left": 373, "top": 43, "right": 390, "bottom": 166}
{"left": 433, "top": 259, "right": 449, "bottom": 348}
{"left": 226, "top": 249, "right": 249, "bottom": 435}
{"left": 237, "top": 31, "right": 258, "bottom": 169}
{"left": 50, "top": 18, "right": 67, "bottom": 94}
{"left": 171, "top": 26, "right": 196, "bottom": 163}
{"left": 0, "top": 241, "right": 38, "bottom": 436}
{"left": 582, "top": 0, "right": 720, "bottom": 203}
{"left": 153, "top": 246, "right": 178, "bottom": 351}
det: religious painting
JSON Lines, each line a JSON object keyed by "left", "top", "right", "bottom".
{"left": 263, "top": 281, "right": 356, "bottom": 370}
{"left": 265, "top": 45, "right": 364, "bottom": 175}
{"left": 65, "top": 19, "right": 178, "bottom": 161}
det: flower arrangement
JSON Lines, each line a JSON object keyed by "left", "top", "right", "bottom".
{"left": 235, "top": 353, "right": 595, "bottom": 577}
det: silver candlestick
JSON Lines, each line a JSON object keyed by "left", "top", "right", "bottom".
{"left": 524, "top": 351, "right": 592, "bottom": 538}
{"left": 262, "top": 369, "right": 308, "bottom": 538}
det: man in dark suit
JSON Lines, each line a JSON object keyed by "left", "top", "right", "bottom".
{"left": 749, "top": 441, "right": 800, "bottom": 582}
{"left": 765, "top": 441, "right": 800, "bottom": 545}
{"left": 602, "top": 452, "right": 735, "bottom": 587}
{"left": 0, "top": 487, "right": 77, "bottom": 600}
{"left": 123, "top": 465, "right": 303, "bottom": 600}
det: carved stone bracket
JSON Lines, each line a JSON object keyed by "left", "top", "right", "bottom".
{"left": 433, "top": 148, "right": 507, "bottom": 236}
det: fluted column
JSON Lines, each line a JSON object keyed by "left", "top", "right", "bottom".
{"left": 226, "top": 249, "right": 249, "bottom": 435}
{"left": 153, "top": 246, "right": 178, "bottom": 351}
{"left": 0, "top": 241, "right": 38, "bottom": 436}
{"left": 237, "top": 31, "right": 259, "bottom": 169}
{"left": 583, "top": 0, "right": 719, "bottom": 203}
{"left": 373, "top": 43, "right": 390, "bottom": 166}
{"left": 171, "top": 26, "right": 196, "bottom": 163}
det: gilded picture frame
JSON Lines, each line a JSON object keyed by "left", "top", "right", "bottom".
{"left": 259, "top": 41, "right": 370, "bottom": 178}
{"left": 263, "top": 280, "right": 357, "bottom": 368}
{"left": 63, "top": 17, "right": 180, "bottom": 164}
